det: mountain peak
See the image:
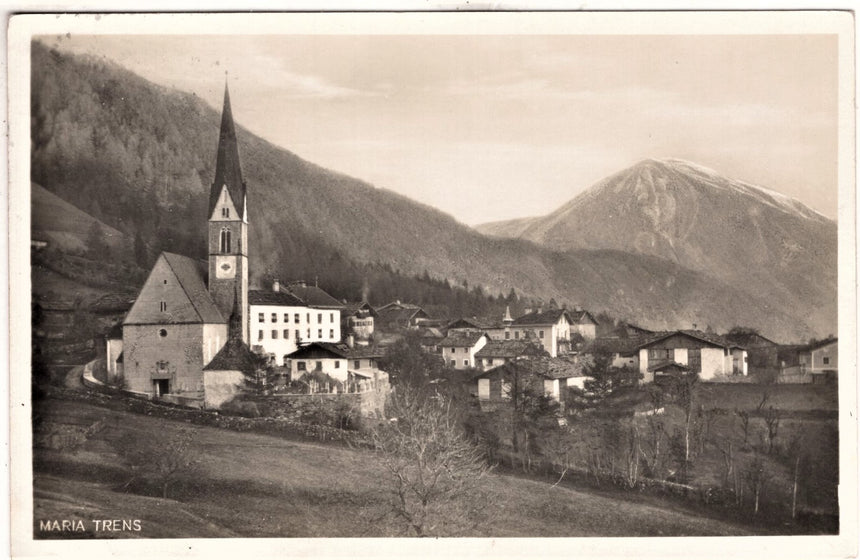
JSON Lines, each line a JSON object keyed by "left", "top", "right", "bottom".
{"left": 616, "top": 158, "right": 829, "bottom": 223}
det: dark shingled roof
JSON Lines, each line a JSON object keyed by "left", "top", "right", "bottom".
{"left": 636, "top": 330, "right": 743, "bottom": 350}
{"left": 438, "top": 332, "right": 488, "bottom": 348}
{"left": 805, "top": 337, "right": 838, "bottom": 352}
{"left": 723, "top": 331, "right": 779, "bottom": 348}
{"left": 208, "top": 83, "right": 246, "bottom": 219}
{"left": 475, "top": 340, "right": 547, "bottom": 359}
{"left": 287, "top": 284, "right": 343, "bottom": 308}
{"left": 342, "top": 301, "right": 377, "bottom": 318}
{"left": 249, "top": 290, "right": 305, "bottom": 307}
{"left": 203, "top": 338, "right": 262, "bottom": 375}
{"left": 568, "top": 310, "right": 598, "bottom": 325}
{"left": 447, "top": 317, "right": 501, "bottom": 330}
{"left": 377, "top": 306, "right": 428, "bottom": 325}
{"left": 286, "top": 341, "right": 383, "bottom": 360}
{"left": 589, "top": 336, "right": 645, "bottom": 355}
{"left": 474, "top": 355, "right": 588, "bottom": 380}
{"left": 377, "top": 301, "right": 422, "bottom": 312}
{"left": 512, "top": 309, "right": 569, "bottom": 326}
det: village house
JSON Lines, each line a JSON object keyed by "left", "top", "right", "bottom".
{"left": 778, "top": 337, "right": 838, "bottom": 384}
{"left": 474, "top": 339, "right": 546, "bottom": 371}
{"left": 249, "top": 279, "right": 342, "bottom": 366}
{"left": 417, "top": 325, "right": 446, "bottom": 353}
{"left": 636, "top": 330, "right": 748, "bottom": 383}
{"left": 723, "top": 329, "right": 782, "bottom": 378}
{"left": 588, "top": 336, "right": 642, "bottom": 371}
{"left": 608, "top": 322, "right": 657, "bottom": 338}
{"left": 567, "top": 308, "right": 599, "bottom": 340}
{"left": 375, "top": 301, "right": 431, "bottom": 330}
{"left": 341, "top": 301, "right": 377, "bottom": 345}
{"left": 462, "top": 306, "right": 515, "bottom": 341}
{"left": 472, "top": 356, "right": 589, "bottom": 407}
{"left": 446, "top": 317, "right": 500, "bottom": 337}
{"left": 509, "top": 308, "right": 573, "bottom": 358}
{"left": 438, "top": 332, "right": 490, "bottom": 370}
{"left": 284, "top": 341, "right": 388, "bottom": 393}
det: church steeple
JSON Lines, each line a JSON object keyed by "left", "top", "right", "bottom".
{"left": 208, "top": 80, "right": 247, "bottom": 220}
{"left": 208, "top": 77, "right": 249, "bottom": 344}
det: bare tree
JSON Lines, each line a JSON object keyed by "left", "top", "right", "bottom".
{"left": 755, "top": 390, "right": 771, "bottom": 414}
{"left": 763, "top": 406, "right": 781, "bottom": 454}
{"left": 620, "top": 420, "right": 640, "bottom": 489}
{"left": 113, "top": 425, "right": 201, "bottom": 499}
{"left": 665, "top": 371, "right": 699, "bottom": 466}
{"left": 735, "top": 408, "right": 751, "bottom": 447}
{"left": 743, "top": 453, "right": 769, "bottom": 514}
{"left": 371, "top": 388, "right": 491, "bottom": 537}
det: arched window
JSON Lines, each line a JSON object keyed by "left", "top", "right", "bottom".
{"left": 220, "top": 228, "right": 231, "bottom": 253}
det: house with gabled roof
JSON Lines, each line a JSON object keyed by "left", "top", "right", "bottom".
{"left": 474, "top": 339, "right": 547, "bottom": 371}
{"left": 438, "top": 332, "right": 490, "bottom": 370}
{"left": 376, "top": 301, "right": 430, "bottom": 330}
{"left": 510, "top": 308, "right": 572, "bottom": 357}
{"left": 342, "top": 301, "right": 377, "bottom": 345}
{"left": 778, "top": 337, "right": 837, "bottom": 384}
{"left": 609, "top": 322, "right": 657, "bottom": 338}
{"left": 636, "top": 330, "right": 747, "bottom": 383}
{"left": 249, "top": 279, "right": 342, "bottom": 366}
{"left": 472, "top": 355, "right": 589, "bottom": 406}
{"left": 567, "top": 309, "right": 599, "bottom": 340}
{"left": 721, "top": 329, "right": 781, "bottom": 378}
{"left": 587, "top": 336, "right": 643, "bottom": 371}
{"left": 284, "top": 341, "right": 388, "bottom": 393}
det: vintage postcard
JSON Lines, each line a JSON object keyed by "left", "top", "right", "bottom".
{"left": 8, "top": 10, "right": 857, "bottom": 559}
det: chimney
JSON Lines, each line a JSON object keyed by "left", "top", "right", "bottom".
{"left": 692, "top": 323, "right": 698, "bottom": 330}
{"left": 346, "top": 334, "right": 354, "bottom": 348}
{"left": 272, "top": 279, "right": 280, "bottom": 292}
{"left": 574, "top": 304, "right": 583, "bottom": 312}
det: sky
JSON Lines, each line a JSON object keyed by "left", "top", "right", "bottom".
{"left": 47, "top": 32, "right": 839, "bottom": 225}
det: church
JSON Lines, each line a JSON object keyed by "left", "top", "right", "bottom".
{"left": 121, "top": 83, "right": 256, "bottom": 408}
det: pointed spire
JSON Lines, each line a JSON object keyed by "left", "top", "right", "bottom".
{"left": 503, "top": 305, "right": 513, "bottom": 323}
{"left": 208, "top": 78, "right": 246, "bottom": 219}
{"left": 228, "top": 286, "right": 242, "bottom": 341}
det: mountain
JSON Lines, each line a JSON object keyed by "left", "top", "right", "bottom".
{"left": 477, "top": 159, "right": 838, "bottom": 340}
{"left": 30, "top": 42, "right": 830, "bottom": 341}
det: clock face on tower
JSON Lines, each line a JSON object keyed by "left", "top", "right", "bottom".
{"left": 215, "top": 255, "right": 237, "bottom": 279}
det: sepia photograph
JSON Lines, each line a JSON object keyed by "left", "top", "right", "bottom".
{"left": 8, "top": 9, "right": 857, "bottom": 558}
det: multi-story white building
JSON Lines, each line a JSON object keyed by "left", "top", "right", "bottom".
{"left": 249, "top": 280, "right": 342, "bottom": 365}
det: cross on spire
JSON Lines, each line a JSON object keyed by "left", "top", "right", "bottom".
{"left": 208, "top": 79, "right": 246, "bottom": 220}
